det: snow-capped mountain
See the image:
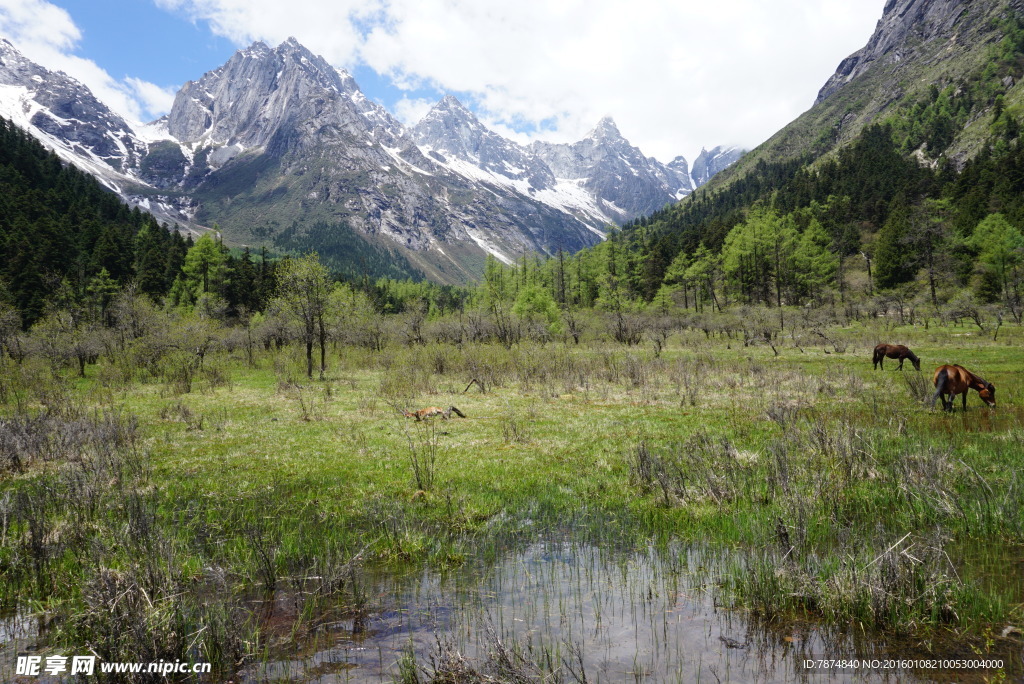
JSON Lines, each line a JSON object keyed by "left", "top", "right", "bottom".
{"left": 531, "top": 117, "right": 695, "bottom": 221}
{"left": 412, "top": 95, "right": 556, "bottom": 191}
{"left": 0, "top": 37, "right": 742, "bottom": 281}
{"left": 167, "top": 38, "right": 405, "bottom": 155}
{"left": 413, "top": 99, "right": 712, "bottom": 229}
{"left": 690, "top": 145, "right": 747, "bottom": 187}
{"left": 0, "top": 38, "right": 140, "bottom": 174}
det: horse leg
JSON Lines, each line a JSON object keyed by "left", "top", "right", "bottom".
{"left": 931, "top": 370, "right": 949, "bottom": 409}
{"left": 962, "top": 392, "right": 968, "bottom": 412}
{"left": 897, "top": 357, "right": 904, "bottom": 370}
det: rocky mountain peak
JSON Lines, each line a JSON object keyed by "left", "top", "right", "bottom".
{"left": 529, "top": 117, "right": 697, "bottom": 219}
{"left": 667, "top": 155, "right": 691, "bottom": 178}
{"left": 166, "top": 37, "right": 383, "bottom": 151}
{"left": 412, "top": 93, "right": 555, "bottom": 190}
{"left": 587, "top": 116, "right": 624, "bottom": 142}
{"left": 418, "top": 95, "right": 479, "bottom": 131}
{"left": 690, "top": 145, "right": 744, "bottom": 187}
{"left": 242, "top": 40, "right": 272, "bottom": 58}
{"left": 436, "top": 94, "right": 470, "bottom": 113}
{"left": 272, "top": 37, "right": 349, "bottom": 93}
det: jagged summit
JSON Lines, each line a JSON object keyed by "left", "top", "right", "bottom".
{"left": 241, "top": 40, "right": 272, "bottom": 58}
{"left": 690, "top": 146, "right": 744, "bottom": 187}
{"left": 587, "top": 116, "right": 622, "bottom": 139}
{"left": 435, "top": 94, "right": 471, "bottom": 112}
{"left": 166, "top": 37, "right": 392, "bottom": 151}
{"left": 0, "top": 36, "right": 145, "bottom": 179}
{"left": 412, "top": 93, "right": 556, "bottom": 192}
{"left": 416, "top": 95, "right": 484, "bottom": 136}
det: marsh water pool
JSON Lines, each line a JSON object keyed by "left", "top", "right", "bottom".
{"left": 1, "top": 540, "right": 1020, "bottom": 682}
{"left": 241, "top": 541, "right": 1024, "bottom": 683}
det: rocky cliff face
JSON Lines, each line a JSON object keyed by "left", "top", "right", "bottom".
{"left": 816, "top": 0, "right": 970, "bottom": 103}
{"left": 412, "top": 95, "right": 556, "bottom": 191}
{"left": 168, "top": 38, "right": 403, "bottom": 154}
{"left": 708, "top": 0, "right": 1024, "bottom": 194}
{"left": 0, "top": 40, "right": 144, "bottom": 173}
{"left": 0, "top": 38, "right": 193, "bottom": 225}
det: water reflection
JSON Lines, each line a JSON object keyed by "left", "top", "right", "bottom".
{"left": 242, "top": 542, "right": 1020, "bottom": 683}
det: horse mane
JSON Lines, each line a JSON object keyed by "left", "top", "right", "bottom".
{"left": 961, "top": 366, "right": 992, "bottom": 390}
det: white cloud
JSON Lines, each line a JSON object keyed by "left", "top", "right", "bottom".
{"left": 156, "top": 0, "right": 887, "bottom": 162}
{"left": 392, "top": 96, "right": 434, "bottom": 126}
{"left": 125, "top": 77, "right": 178, "bottom": 117}
{"left": 0, "top": 0, "right": 79, "bottom": 50}
{"left": 0, "top": 0, "right": 178, "bottom": 123}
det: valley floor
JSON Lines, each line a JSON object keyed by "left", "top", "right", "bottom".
{"left": 1, "top": 320, "right": 1023, "bottom": 681}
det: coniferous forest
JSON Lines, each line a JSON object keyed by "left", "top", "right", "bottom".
{"left": 0, "top": 117, "right": 280, "bottom": 327}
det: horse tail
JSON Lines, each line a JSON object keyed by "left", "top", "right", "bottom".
{"left": 931, "top": 368, "right": 949, "bottom": 408}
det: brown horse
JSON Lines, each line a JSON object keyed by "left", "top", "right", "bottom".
{"left": 873, "top": 343, "right": 921, "bottom": 371}
{"left": 932, "top": 365, "right": 996, "bottom": 411}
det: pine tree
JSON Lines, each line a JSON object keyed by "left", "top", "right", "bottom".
{"left": 874, "top": 201, "right": 917, "bottom": 290}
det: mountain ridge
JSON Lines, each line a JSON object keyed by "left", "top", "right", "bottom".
{"left": 0, "top": 36, "right": 741, "bottom": 282}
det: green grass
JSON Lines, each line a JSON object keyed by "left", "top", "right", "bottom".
{"left": 2, "top": 319, "right": 1023, "bottom": 676}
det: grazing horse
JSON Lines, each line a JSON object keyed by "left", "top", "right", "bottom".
{"left": 873, "top": 344, "right": 921, "bottom": 371}
{"left": 931, "top": 365, "right": 996, "bottom": 411}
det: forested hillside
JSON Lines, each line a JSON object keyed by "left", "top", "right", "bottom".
{"left": 465, "top": 6, "right": 1024, "bottom": 319}
{"left": 0, "top": 117, "right": 286, "bottom": 327}
{"left": 0, "top": 118, "right": 183, "bottom": 325}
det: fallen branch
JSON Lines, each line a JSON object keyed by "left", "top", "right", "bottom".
{"left": 463, "top": 377, "right": 485, "bottom": 393}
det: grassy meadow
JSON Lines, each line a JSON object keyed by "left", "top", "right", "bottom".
{"left": 1, "top": 314, "right": 1023, "bottom": 679}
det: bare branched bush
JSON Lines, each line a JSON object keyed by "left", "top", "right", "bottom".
{"left": 406, "top": 421, "right": 442, "bottom": 491}
{"left": 902, "top": 369, "right": 932, "bottom": 404}
{"left": 499, "top": 403, "right": 531, "bottom": 445}
{"left": 1, "top": 409, "right": 255, "bottom": 677}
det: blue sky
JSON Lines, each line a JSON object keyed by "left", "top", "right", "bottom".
{"left": 54, "top": 0, "right": 236, "bottom": 87}
{"left": 0, "top": 0, "right": 887, "bottom": 162}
